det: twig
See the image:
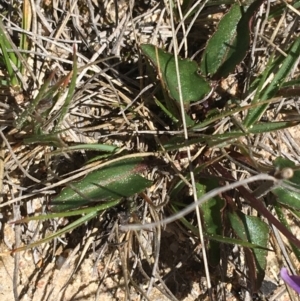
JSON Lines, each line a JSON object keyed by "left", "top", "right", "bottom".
{"left": 120, "top": 174, "right": 277, "bottom": 231}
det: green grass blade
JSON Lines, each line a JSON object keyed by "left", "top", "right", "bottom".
{"left": 23, "top": 132, "right": 65, "bottom": 145}
{"left": 13, "top": 199, "right": 122, "bottom": 224}
{"left": 19, "top": 0, "right": 31, "bottom": 74}
{"left": 205, "top": 120, "right": 298, "bottom": 147}
{"left": 244, "top": 37, "right": 300, "bottom": 128}
{"left": 247, "top": 120, "right": 299, "bottom": 133}
{"left": 56, "top": 45, "right": 78, "bottom": 129}
{"left": 14, "top": 70, "right": 57, "bottom": 129}
{"left": 11, "top": 210, "right": 98, "bottom": 253}
{"left": 154, "top": 97, "right": 179, "bottom": 123}
{"left": 52, "top": 143, "right": 119, "bottom": 153}
{"left": 0, "top": 20, "right": 19, "bottom": 86}
{"left": 193, "top": 97, "right": 281, "bottom": 130}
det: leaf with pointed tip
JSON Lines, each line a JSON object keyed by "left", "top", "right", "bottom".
{"left": 200, "top": 1, "right": 263, "bottom": 78}
{"left": 141, "top": 44, "right": 210, "bottom": 104}
{"left": 51, "top": 158, "right": 152, "bottom": 212}
{"left": 229, "top": 212, "right": 269, "bottom": 292}
{"left": 197, "top": 181, "right": 225, "bottom": 267}
{"left": 271, "top": 157, "right": 300, "bottom": 210}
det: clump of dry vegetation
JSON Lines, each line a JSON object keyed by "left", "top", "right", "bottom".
{"left": 1, "top": 0, "right": 300, "bottom": 301}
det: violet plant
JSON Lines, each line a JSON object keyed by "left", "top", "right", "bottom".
{"left": 281, "top": 268, "right": 300, "bottom": 294}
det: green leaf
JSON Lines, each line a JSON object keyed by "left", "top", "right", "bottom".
{"left": 51, "top": 158, "right": 152, "bottom": 212}
{"left": 273, "top": 157, "right": 296, "bottom": 169}
{"left": 207, "top": 233, "right": 270, "bottom": 250}
{"left": 272, "top": 185, "right": 300, "bottom": 210}
{"left": 141, "top": 44, "right": 210, "bottom": 104}
{"left": 201, "top": 4, "right": 244, "bottom": 77}
{"left": 170, "top": 205, "right": 270, "bottom": 250}
{"left": 200, "top": 2, "right": 263, "bottom": 78}
{"left": 229, "top": 212, "right": 269, "bottom": 291}
{"left": 270, "top": 157, "right": 300, "bottom": 210}
{"left": 197, "top": 181, "right": 225, "bottom": 266}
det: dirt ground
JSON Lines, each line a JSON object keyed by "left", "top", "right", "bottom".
{"left": 0, "top": 216, "right": 298, "bottom": 301}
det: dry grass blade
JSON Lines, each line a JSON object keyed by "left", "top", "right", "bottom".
{"left": 1, "top": 0, "right": 300, "bottom": 300}
{"left": 167, "top": 0, "right": 212, "bottom": 293}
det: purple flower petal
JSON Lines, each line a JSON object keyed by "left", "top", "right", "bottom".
{"left": 281, "top": 268, "right": 300, "bottom": 294}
